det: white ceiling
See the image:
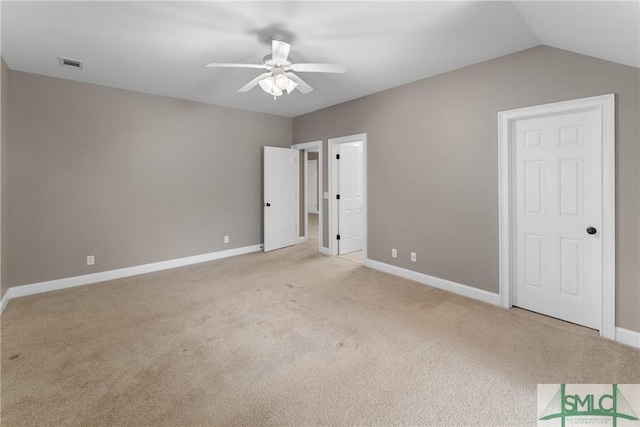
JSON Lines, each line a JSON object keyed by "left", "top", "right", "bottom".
{"left": 2, "top": 1, "right": 638, "bottom": 118}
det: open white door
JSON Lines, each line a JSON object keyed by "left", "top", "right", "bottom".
{"left": 263, "top": 147, "right": 298, "bottom": 252}
{"left": 337, "top": 142, "right": 363, "bottom": 255}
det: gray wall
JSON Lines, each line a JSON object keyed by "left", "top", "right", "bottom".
{"left": 1, "top": 58, "right": 9, "bottom": 298}
{"left": 293, "top": 46, "right": 640, "bottom": 332}
{"left": 8, "top": 71, "right": 291, "bottom": 287}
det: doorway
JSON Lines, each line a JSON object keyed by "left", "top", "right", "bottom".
{"left": 329, "top": 133, "right": 367, "bottom": 264}
{"left": 292, "top": 140, "right": 323, "bottom": 254}
{"left": 498, "top": 94, "right": 615, "bottom": 339}
{"left": 307, "top": 159, "right": 319, "bottom": 214}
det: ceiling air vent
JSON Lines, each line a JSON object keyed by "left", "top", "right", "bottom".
{"left": 58, "top": 57, "right": 83, "bottom": 70}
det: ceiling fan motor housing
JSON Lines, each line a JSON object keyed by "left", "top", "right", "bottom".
{"left": 263, "top": 54, "right": 292, "bottom": 69}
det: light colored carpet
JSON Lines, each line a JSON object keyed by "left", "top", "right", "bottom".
{"left": 340, "top": 250, "right": 363, "bottom": 263}
{"left": 1, "top": 229, "right": 638, "bottom": 425}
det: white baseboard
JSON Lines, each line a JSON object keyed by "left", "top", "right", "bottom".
{"left": 0, "top": 244, "right": 262, "bottom": 314}
{"left": 615, "top": 327, "right": 640, "bottom": 349}
{"left": 298, "top": 235, "right": 308, "bottom": 243}
{"left": 3, "top": 249, "right": 638, "bottom": 350}
{"left": 320, "top": 247, "right": 330, "bottom": 255}
{"left": 1, "top": 287, "right": 13, "bottom": 313}
{"left": 365, "top": 258, "right": 501, "bottom": 306}
{"left": 364, "top": 259, "right": 640, "bottom": 349}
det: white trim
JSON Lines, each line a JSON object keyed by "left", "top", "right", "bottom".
{"left": 292, "top": 140, "right": 323, "bottom": 253}
{"left": 498, "top": 94, "right": 616, "bottom": 340}
{"left": 320, "top": 247, "right": 330, "bottom": 255}
{"left": 0, "top": 244, "right": 262, "bottom": 314}
{"left": 294, "top": 150, "right": 300, "bottom": 247}
{"left": 600, "top": 95, "right": 616, "bottom": 340}
{"left": 1, "top": 288, "right": 12, "bottom": 313}
{"left": 615, "top": 327, "right": 640, "bottom": 349}
{"left": 0, "top": 57, "right": 3, "bottom": 314}
{"left": 328, "top": 133, "right": 368, "bottom": 263}
{"left": 365, "top": 259, "right": 501, "bottom": 306}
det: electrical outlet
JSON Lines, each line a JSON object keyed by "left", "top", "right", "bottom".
{"left": 224, "top": 235, "right": 229, "bottom": 244}
{"left": 391, "top": 248, "right": 397, "bottom": 258}
{"left": 410, "top": 252, "right": 416, "bottom": 262}
{"left": 87, "top": 255, "right": 95, "bottom": 266}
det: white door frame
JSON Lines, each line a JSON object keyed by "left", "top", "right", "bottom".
{"left": 329, "top": 133, "right": 367, "bottom": 262}
{"left": 292, "top": 140, "right": 323, "bottom": 253}
{"left": 498, "top": 94, "right": 615, "bottom": 339}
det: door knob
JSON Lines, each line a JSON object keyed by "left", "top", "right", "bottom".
{"left": 586, "top": 227, "right": 597, "bottom": 235}
{"left": 265, "top": 203, "right": 271, "bottom": 207}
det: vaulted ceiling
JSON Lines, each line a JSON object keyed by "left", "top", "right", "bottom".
{"left": 2, "top": 1, "right": 638, "bottom": 117}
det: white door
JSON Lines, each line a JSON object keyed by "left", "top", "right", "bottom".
{"left": 263, "top": 146, "right": 298, "bottom": 252}
{"left": 514, "top": 110, "right": 602, "bottom": 329}
{"left": 307, "top": 160, "right": 318, "bottom": 214}
{"left": 338, "top": 142, "right": 363, "bottom": 255}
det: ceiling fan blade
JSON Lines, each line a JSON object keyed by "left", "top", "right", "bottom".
{"left": 290, "top": 63, "right": 345, "bottom": 73}
{"left": 206, "top": 63, "right": 267, "bottom": 69}
{"left": 285, "top": 72, "right": 313, "bottom": 94}
{"left": 272, "top": 40, "right": 291, "bottom": 62}
{"left": 238, "top": 72, "right": 271, "bottom": 93}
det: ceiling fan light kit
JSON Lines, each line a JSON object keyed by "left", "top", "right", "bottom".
{"left": 206, "top": 38, "right": 345, "bottom": 100}
{"left": 257, "top": 70, "right": 299, "bottom": 99}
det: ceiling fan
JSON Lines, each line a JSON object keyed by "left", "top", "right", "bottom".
{"left": 206, "top": 38, "right": 345, "bottom": 99}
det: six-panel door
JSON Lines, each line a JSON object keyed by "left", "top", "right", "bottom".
{"left": 263, "top": 147, "right": 298, "bottom": 252}
{"left": 514, "top": 110, "right": 602, "bottom": 330}
{"left": 338, "top": 142, "right": 364, "bottom": 255}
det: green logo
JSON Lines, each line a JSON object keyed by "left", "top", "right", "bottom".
{"left": 539, "top": 384, "right": 639, "bottom": 427}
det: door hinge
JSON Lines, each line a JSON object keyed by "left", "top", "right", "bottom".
{"left": 336, "top": 154, "right": 340, "bottom": 160}
{"left": 337, "top": 234, "right": 341, "bottom": 240}
{"left": 336, "top": 194, "right": 340, "bottom": 200}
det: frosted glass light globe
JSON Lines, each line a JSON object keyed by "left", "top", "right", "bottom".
{"left": 274, "top": 74, "right": 290, "bottom": 91}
